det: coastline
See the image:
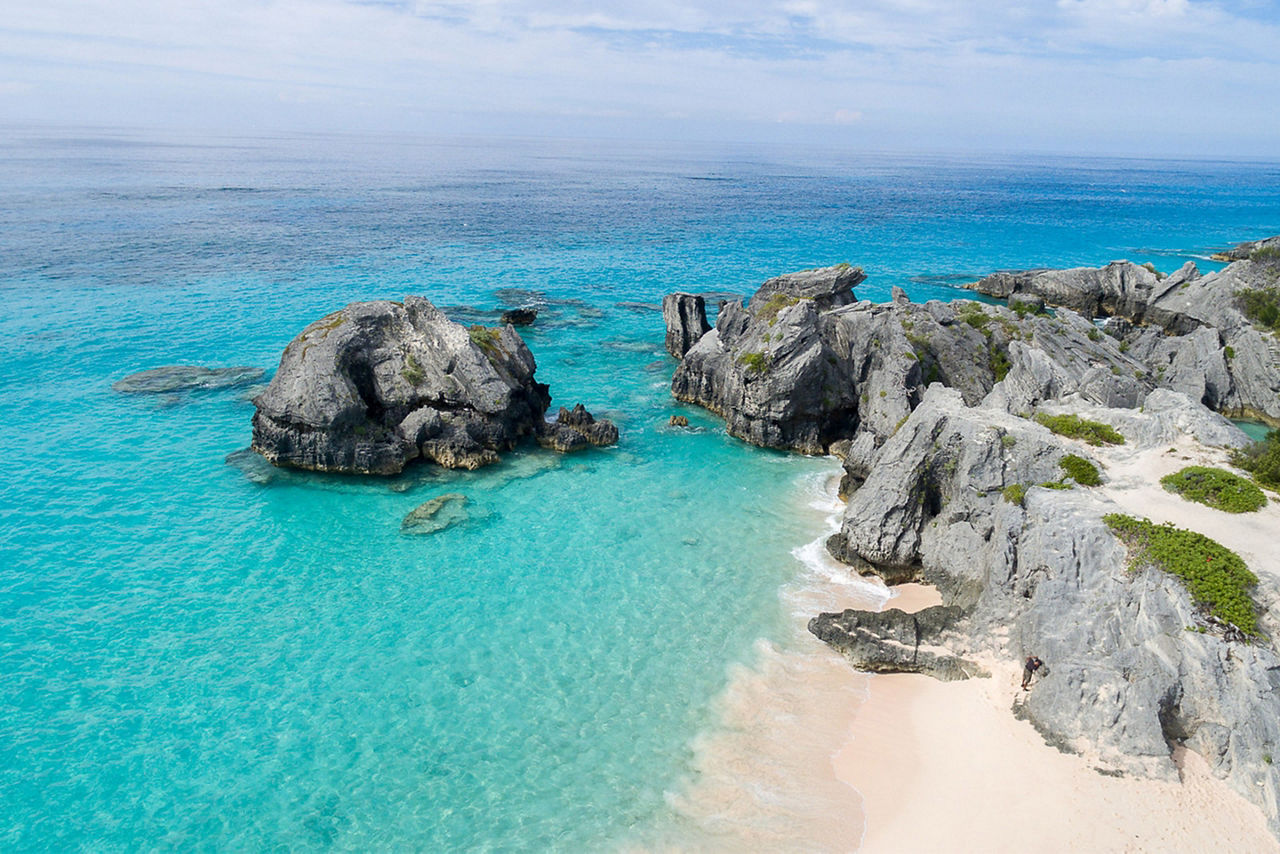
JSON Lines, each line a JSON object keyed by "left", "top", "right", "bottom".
{"left": 833, "top": 436, "right": 1280, "bottom": 853}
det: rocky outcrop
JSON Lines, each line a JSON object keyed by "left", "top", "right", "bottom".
{"left": 967, "top": 248, "right": 1280, "bottom": 424}
{"left": 971, "top": 261, "right": 1162, "bottom": 320}
{"left": 812, "top": 384, "right": 1280, "bottom": 828}
{"left": 536, "top": 404, "right": 619, "bottom": 452}
{"left": 114, "top": 365, "right": 264, "bottom": 394}
{"left": 662, "top": 293, "right": 711, "bottom": 358}
{"left": 253, "top": 296, "right": 556, "bottom": 474}
{"left": 670, "top": 264, "right": 1149, "bottom": 453}
{"left": 808, "top": 605, "right": 983, "bottom": 680}
{"left": 1211, "top": 235, "right": 1280, "bottom": 262}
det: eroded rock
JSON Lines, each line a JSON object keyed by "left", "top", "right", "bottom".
{"left": 114, "top": 365, "right": 264, "bottom": 394}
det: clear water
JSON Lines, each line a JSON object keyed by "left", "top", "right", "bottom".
{"left": 2, "top": 129, "right": 1280, "bottom": 851}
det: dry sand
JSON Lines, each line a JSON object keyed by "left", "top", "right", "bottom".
{"left": 832, "top": 437, "right": 1280, "bottom": 853}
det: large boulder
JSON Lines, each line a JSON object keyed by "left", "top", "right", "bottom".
{"left": 971, "top": 261, "right": 1161, "bottom": 320}
{"left": 252, "top": 297, "right": 552, "bottom": 474}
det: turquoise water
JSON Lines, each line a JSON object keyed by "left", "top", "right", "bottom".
{"left": 3, "top": 130, "right": 1280, "bottom": 850}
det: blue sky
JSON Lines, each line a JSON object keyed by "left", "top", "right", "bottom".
{"left": 3, "top": 0, "right": 1279, "bottom": 155}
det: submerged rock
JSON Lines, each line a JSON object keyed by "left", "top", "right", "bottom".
{"left": 114, "top": 365, "right": 264, "bottom": 394}
{"left": 400, "top": 493, "right": 469, "bottom": 535}
{"left": 252, "top": 297, "right": 551, "bottom": 475}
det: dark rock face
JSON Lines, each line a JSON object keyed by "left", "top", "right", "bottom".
{"left": 401, "top": 493, "right": 469, "bottom": 535}
{"left": 668, "top": 415, "right": 689, "bottom": 427}
{"left": 536, "top": 404, "right": 619, "bottom": 452}
{"left": 1211, "top": 234, "right": 1280, "bottom": 262}
{"left": 113, "top": 365, "right": 264, "bottom": 394}
{"left": 500, "top": 307, "right": 538, "bottom": 326}
{"left": 670, "top": 264, "right": 1148, "bottom": 454}
{"left": 252, "top": 297, "right": 551, "bottom": 474}
{"left": 662, "top": 293, "right": 710, "bottom": 358}
{"left": 808, "top": 606, "right": 984, "bottom": 680}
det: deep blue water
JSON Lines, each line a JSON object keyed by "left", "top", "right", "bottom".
{"left": 2, "top": 128, "right": 1279, "bottom": 851}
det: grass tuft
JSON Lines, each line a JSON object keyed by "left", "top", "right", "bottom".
{"left": 1034, "top": 412, "right": 1125, "bottom": 446}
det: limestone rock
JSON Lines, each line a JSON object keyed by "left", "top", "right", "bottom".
{"left": 808, "top": 606, "right": 984, "bottom": 680}
{"left": 252, "top": 297, "right": 551, "bottom": 475}
{"left": 668, "top": 415, "right": 690, "bottom": 427}
{"left": 662, "top": 293, "right": 711, "bottom": 358}
{"left": 746, "top": 263, "right": 865, "bottom": 313}
{"left": 971, "top": 261, "right": 1161, "bottom": 320}
{"left": 114, "top": 365, "right": 264, "bottom": 394}
{"left": 1211, "top": 234, "right": 1280, "bottom": 262}
{"left": 536, "top": 404, "right": 619, "bottom": 452}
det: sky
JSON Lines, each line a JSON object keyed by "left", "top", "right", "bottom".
{"left": 3, "top": 0, "right": 1280, "bottom": 155}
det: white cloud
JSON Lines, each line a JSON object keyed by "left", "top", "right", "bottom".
{"left": 0, "top": 0, "right": 1277, "bottom": 154}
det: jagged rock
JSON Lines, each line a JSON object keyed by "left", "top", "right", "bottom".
{"left": 1211, "top": 234, "right": 1280, "bottom": 262}
{"left": 400, "top": 493, "right": 469, "bottom": 535}
{"left": 814, "top": 386, "right": 1280, "bottom": 829}
{"left": 671, "top": 262, "right": 1149, "bottom": 454}
{"left": 252, "top": 297, "right": 551, "bottom": 474}
{"left": 748, "top": 263, "right": 865, "bottom": 313}
{"left": 971, "top": 261, "right": 1161, "bottom": 320}
{"left": 536, "top": 404, "right": 618, "bottom": 451}
{"left": 1008, "top": 292, "right": 1045, "bottom": 314}
{"left": 662, "top": 293, "right": 710, "bottom": 358}
{"left": 113, "top": 365, "right": 264, "bottom": 394}
{"left": 808, "top": 606, "right": 984, "bottom": 680}
{"left": 669, "top": 415, "right": 689, "bottom": 427}
{"left": 500, "top": 307, "right": 538, "bottom": 326}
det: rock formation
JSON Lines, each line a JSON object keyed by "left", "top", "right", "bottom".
{"left": 252, "top": 296, "right": 614, "bottom": 475}
{"left": 665, "top": 247, "right": 1280, "bottom": 835}
{"left": 500, "top": 307, "right": 538, "bottom": 326}
{"left": 662, "top": 293, "right": 711, "bottom": 358}
{"left": 401, "top": 493, "right": 470, "bottom": 535}
{"left": 536, "top": 404, "right": 620, "bottom": 452}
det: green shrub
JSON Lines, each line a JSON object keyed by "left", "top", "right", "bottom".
{"left": 1251, "top": 245, "right": 1280, "bottom": 262}
{"left": 1104, "top": 514, "right": 1258, "bottom": 636}
{"left": 1160, "top": 466, "right": 1266, "bottom": 513}
{"left": 1034, "top": 413, "right": 1125, "bottom": 446}
{"left": 1230, "top": 429, "right": 1280, "bottom": 489}
{"left": 1141, "top": 261, "right": 1167, "bottom": 280}
{"left": 958, "top": 303, "right": 992, "bottom": 333}
{"left": 1001, "top": 434, "right": 1017, "bottom": 449}
{"left": 1059, "top": 454, "right": 1102, "bottom": 486}
{"left": 1039, "top": 480, "right": 1073, "bottom": 490}
{"left": 1088, "top": 328, "right": 1102, "bottom": 342}
{"left": 990, "top": 347, "right": 1011, "bottom": 381}
{"left": 402, "top": 353, "right": 425, "bottom": 385}
{"left": 1238, "top": 288, "right": 1280, "bottom": 333}
{"left": 738, "top": 351, "right": 771, "bottom": 374}
{"left": 1002, "top": 483, "right": 1026, "bottom": 506}
{"left": 1224, "top": 345, "right": 1235, "bottom": 360}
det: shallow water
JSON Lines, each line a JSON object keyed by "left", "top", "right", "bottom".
{"left": 2, "top": 129, "right": 1279, "bottom": 850}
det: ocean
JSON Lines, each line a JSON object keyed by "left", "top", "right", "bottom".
{"left": 2, "top": 129, "right": 1279, "bottom": 851}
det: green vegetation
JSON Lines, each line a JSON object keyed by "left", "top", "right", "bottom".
{"left": 1224, "top": 345, "right": 1236, "bottom": 360}
{"left": 738, "top": 350, "right": 771, "bottom": 374}
{"left": 957, "top": 303, "right": 992, "bottom": 333}
{"left": 1238, "top": 288, "right": 1280, "bottom": 332}
{"left": 468, "top": 325, "right": 505, "bottom": 364}
{"left": 1059, "top": 454, "right": 1102, "bottom": 486}
{"left": 1002, "top": 483, "right": 1026, "bottom": 506}
{"left": 990, "top": 347, "right": 1011, "bottom": 381}
{"left": 1034, "top": 412, "right": 1125, "bottom": 446}
{"left": 1038, "top": 480, "right": 1073, "bottom": 490}
{"left": 402, "top": 353, "right": 425, "bottom": 386}
{"left": 1160, "top": 466, "right": 1266, "bottom": 513}
{"left": 1087, "top": 328, "right": 1102, "bottom": 342}
{"left": 1251, "top": 245, "right": 1280, "bottom": 262}
{"left": 1140, "top": 262, "right": 1167, "bottom": 280}
{"left": 1231, "top": 429, "right": 1280, "bottom": 489}
{"left": 757, "top": 292, "right": 801, "bottom": 326}
{"left": 1001, "top": 434, "right": 1017, "bottom": 449}
{"left": 1104, "top": 514, "right": 1259, "bottom": 636}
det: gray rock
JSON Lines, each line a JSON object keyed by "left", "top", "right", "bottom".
{"left": 536, "top": 404, "right": 619, "bottom": 451}
{"left": 1211, "top": 234, "right": 1280, "bottom": 262}
{"left": 813, "top": 387, "right": 1280, "bottom": 830}
{"left": 971, "top": 261, "right": 1161, "bottom": 320}
{"left": 662, "top": 293, "right": 711, "bottom": 358}
{"left": 400, "top": 493, "right": 469, "bottom": 535}
{"left": 252, "top": 297, "right": 551, "bottom": 474}
{"left": 808, "top": 606, "right": 985, "bottom": 680}
{"left": 1008, "top": 292, "right": 1046, "bottom": 314}
{"left": 113, "top": 365, "right": 264, "bottom": 394}
{"left": 746, "top": 263, "right": 865, "bottom": 313}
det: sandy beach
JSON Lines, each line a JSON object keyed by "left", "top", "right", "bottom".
{"left": 833, "top": 436, "right": 1280, "bottom": 853}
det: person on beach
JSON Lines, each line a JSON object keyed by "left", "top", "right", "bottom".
{"left": 1022, "top": 656, "right": 1044, "bottom": 689}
